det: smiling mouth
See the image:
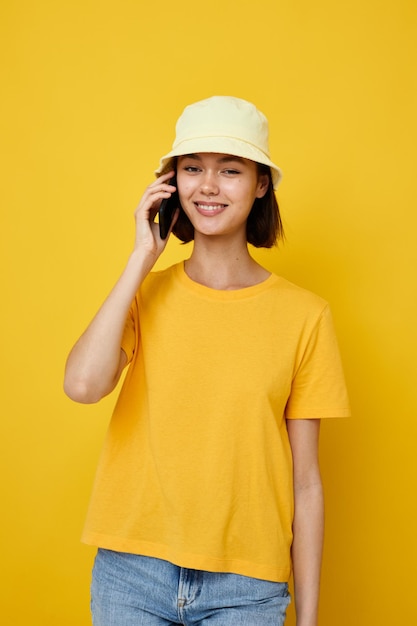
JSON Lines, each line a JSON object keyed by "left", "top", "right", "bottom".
{"left": 194, "top": 202, "right": 228, "bottom": 212}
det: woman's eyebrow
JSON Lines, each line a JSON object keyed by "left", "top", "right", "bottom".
{"left": 180, "top": 154, "right": 246, "bottom": 164}
{"left": 217, "top": 156, "right": 246, "bottom": 164}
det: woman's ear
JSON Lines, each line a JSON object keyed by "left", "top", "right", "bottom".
{"left": 256, "top": 174, "right": 270, "bottom": 198}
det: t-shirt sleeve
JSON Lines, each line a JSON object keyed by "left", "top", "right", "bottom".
{"left": 120, "top": 300, "right": 137, "bottom": 365}
{"left": 285, "top": 304, "right": 350, "bottom": 419}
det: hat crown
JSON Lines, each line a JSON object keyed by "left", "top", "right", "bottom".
{"left": 173, "top": 96, "right": 270, "bottom": 157}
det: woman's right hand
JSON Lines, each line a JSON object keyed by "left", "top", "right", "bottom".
{"left": 133, "top": 171, "right": 178, "bottom": 264}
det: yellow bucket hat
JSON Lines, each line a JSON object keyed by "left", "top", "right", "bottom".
{"left": 155, "top": 96, "right": 283, "bottom": 189}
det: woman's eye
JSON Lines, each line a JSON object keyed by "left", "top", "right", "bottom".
{"left": 223, "top": 169, "right": 240, "bottom": 175}
{"left": 184, "top": 166, "right": 201, "bottom": 173}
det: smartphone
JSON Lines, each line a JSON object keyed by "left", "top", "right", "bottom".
{"left": 158, "top": 176, "right": 179, "bottom": 239}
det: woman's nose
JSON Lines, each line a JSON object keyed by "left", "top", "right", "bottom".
{"left": 200, "top": 171, "right": 219, "bottom": 196}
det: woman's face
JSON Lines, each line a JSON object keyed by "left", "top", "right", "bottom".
{"left": 176, "top": 153, "right": 268, "bottom": 241}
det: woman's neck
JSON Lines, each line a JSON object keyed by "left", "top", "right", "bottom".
{"left": 184, "top": 238, "right": 270, "bottom": 290}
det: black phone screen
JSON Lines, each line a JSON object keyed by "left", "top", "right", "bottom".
{"left": 158, "top": 177, "right": 178, "bottom": 239}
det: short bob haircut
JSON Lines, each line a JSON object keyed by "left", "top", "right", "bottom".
{"left": 163, "top": 159, "right": 284, "bottom": 248}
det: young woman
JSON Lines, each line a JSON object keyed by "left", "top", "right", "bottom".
{"left": 64, "top": 96, "right": 350, "bottom": 626}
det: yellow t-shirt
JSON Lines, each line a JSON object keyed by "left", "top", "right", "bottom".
{"left": 82, "top": 262, "right": 350, "bottom": 582}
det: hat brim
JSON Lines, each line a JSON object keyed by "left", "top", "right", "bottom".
{"left": 155, "top": 136, "right": 282, "bottom": 189}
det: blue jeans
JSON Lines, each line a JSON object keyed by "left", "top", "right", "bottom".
{"left": 91, "top": 549, "right": 290, "bottom": 625}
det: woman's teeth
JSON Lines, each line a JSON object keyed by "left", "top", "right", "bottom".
{"left": 195, "top": 203, "right": 225, "bottom": 211}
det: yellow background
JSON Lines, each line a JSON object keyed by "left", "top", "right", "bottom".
{"left": 1, "top": 1, "right": 416, "bottom": 624}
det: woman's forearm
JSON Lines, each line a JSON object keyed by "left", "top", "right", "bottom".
{"left": 291, "top": 481, "right": 324, "bottom": 626}
{"left": 63, "top": 250, "right": 150, "bottom": 403}
{"left": 64, "top": 172, "right": 178, "bottom": 404}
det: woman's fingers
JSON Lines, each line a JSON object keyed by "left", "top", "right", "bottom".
{"left": 133, "top": 171, "right": 177, "bottom": 253}
{"left": 141, "top": 172, "right": 176, "bottom": 208}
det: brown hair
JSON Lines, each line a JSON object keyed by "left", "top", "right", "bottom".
{"left": 166, "top": 159, "right": 284, "bottom": 248}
